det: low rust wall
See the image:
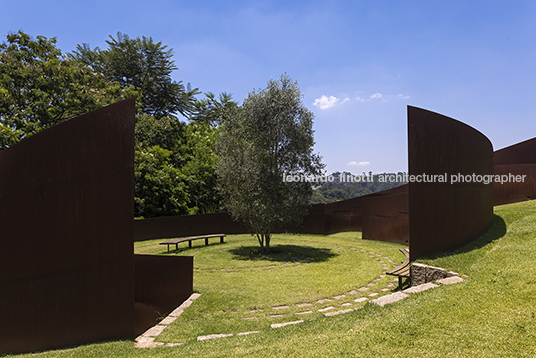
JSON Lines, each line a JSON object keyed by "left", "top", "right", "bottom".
{"left": 134, "top": 212, "right": 246, "bottom": 241}
{"left": 362, "top": 185, "right": 409, "bottom": 245}
{"left": 0, "top": 99, "right": 136, "bottom": 355}
{"left": 493, "top": 137, "right": 536, "bottom": 206}
{"left": 133, "top": 202, "right": 359, "bottom": 241}
{"left": 407, "top": 106, "right": 494, "bottom": 261}
{"left": 134, "top": 255, "right": 193, "bottom": 336}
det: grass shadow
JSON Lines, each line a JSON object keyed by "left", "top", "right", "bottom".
{"left": 228, "top": 244, "right": 338, "bottom": 263}
{"left": 419, "top": 214, "right": 507, "bottom": 260}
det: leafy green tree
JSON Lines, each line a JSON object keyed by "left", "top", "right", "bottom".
{"left": 134, "top": 144, "right": 189, "bottom": 218}
{"left": 0, "top": 31, "right": 134, "bottom": 149}
{"left": 180, "top": 121, "right": 221, "bottom": 214}
{"left": 72, "top": 32, "right": 199, "bottom": 119}
{"left": 191, "top": 92, "right": 238, "bottom": 125}
{"left": 134, "top": 114, "right": 222, "bottom": 217}
{"left": 217, "top": 74, "right": 324, "bottom": 253}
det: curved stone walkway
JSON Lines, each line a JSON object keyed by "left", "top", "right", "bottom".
{"left": 135, "top": 248, "right": 465, "bottom": 348}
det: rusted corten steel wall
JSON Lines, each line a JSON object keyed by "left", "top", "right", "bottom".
{"left": 407, "top": 106, "right": 494, "bottom": 261}
{"left": 134, "top": 204, "right": 328, "bottom": 240}
{"left": 0, "top": 99, "right": 136, "bottom": 355}
{"left": 362, "top": 184, "right": 409, "bottom": 245}
{"left": 493, "top": 137, "right": 536, "bottom": 206}
{"left": 134, "top": 255, "right": 193, "bottom": 337}
{"left": 298, "top": 203, "right": 326, "bottom": 234}
{"left": 134, "top": 212, "right": 247, "bottom": 241}
{"left": 323, "top": 196, "right": 363, "bottom": 234}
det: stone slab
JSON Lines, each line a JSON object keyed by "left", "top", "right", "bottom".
{"left": 354, "top": 297, "right": 368, "bottom": 303}
{"left": 437, "top": 276, "right": 465, "bottom": 285}
{"left": 143, "top": 325, "right": 167, "bottom": 337}
{"left": 318, "top": 306, "right": 335, "bottom": 312}
{"left": 296, "top": 303, "right": 313, "bottom": 308}
{"left": 371, "top": 292, "right": 409, "bottom": 307}
{"left": 295, "top": 310, "right": 313, "bottom": 315}
{"left": 237, "top": 331, "right": 261, "bottom": 336}
{"left": 197, "top": 333, "right": 233, "bottom": 341}
{"left": 404, "top": 282, "right": 439, "bottom": 293}
{"left": 271, "top": 320, "right": 303, "bottom": 328}
{"left": 159, "top": 316, "right": 178, "bottom": 325}
{"left": 135, "top": 341, "right": 165, "bottom": 348}
{"left": 135, "top": 335, "right": 155, "bottom": 343}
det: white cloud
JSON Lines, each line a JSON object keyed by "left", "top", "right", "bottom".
{"left": 348, "top": 161, "right": 370, "bottom": 166}
{"left": 313, "top": 95, "right": 349, "bottom": 109}
{"left": 370, "top": 92, "right": 383, "bottom": 100}
{"left": 397, "top": 94, "right": 410, "bottom": 100}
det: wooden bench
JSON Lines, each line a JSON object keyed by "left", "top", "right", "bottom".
{"left": 159, "top": 234, "right": 226, "bottom": 252}
{"left": 386, "top": 248, "right": 410, "bottom": 288}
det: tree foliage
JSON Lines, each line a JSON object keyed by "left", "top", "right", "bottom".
{"left": 190, "top": 92, "right": 237, "bottom": 125}
{"left": 72, "top": 32, "right": 199, "bottom": 119}
{"left": 134, "top": 114, "right": 222, "bottom": 218}
{"left": 0, "top": 31, "right": 134, "bottom": 149}
{"left": 217, "top": 74, "right": 324, "bottom": 253}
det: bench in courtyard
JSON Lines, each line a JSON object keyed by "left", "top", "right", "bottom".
{"left": 160, "top": 234, "right": 226, "bottom": 252}
{"left": 386, "top": 248, "right": 410, "bottom": 288}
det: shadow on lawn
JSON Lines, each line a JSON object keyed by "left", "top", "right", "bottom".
{"left": 420, "top": 214, "right": 507, "bottom": 260}
{"left": 229, "top": 244, "right": 338, "bottom": 263}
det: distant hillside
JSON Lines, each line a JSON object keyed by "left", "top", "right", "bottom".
{"left": 310, "top": 171, "right": 408, "bottom": 204}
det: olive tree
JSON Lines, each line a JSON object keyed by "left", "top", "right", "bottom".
{"left": 217, "top": 74, "right": 324, "bottom": 253}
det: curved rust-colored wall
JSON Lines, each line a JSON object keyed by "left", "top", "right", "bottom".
{"left": 493, "top": 137, "right": 536, "bottom": 206}
{"left": 408, "top": 106, "right": 494, "bottom": 260}
{"left": 134, "top": 212, "right": 246, "bottom": 241}
{"left": 361, "top": 184, "right": 409, "bottom": 245}
{"left": 0, "top": 100, "right": 135, "bottom": 355}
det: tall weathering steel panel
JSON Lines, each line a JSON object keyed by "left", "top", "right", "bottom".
{"left": 407, "top": 106, "right": 494, "bottom": 261}
{"left": 493, "top": 137, "right": 536, "bottom": 206}
{"left": 0, "top": 99, "right": 135, "bottom": 355}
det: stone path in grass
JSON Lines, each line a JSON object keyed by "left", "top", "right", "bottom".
{"left": 135, "top": 249, "right": 465, "bottom": 348}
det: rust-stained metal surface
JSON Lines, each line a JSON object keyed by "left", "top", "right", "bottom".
{"left": 134, "top": 255, "right": 193, "bottom": 337}
{"left": 134, "top": 212, "right": 247, "bottom": 241}
{"left": 362, "top": 184, "right": 409, "bottom": 245}
{"left": 493, "top": 137, "right": 536, "bottom": 206}
{"left": 407, "top": 106, "right": 494, "bottom": 261}
{"left": 0, "top": 99, "right": 135, "bottom": 355}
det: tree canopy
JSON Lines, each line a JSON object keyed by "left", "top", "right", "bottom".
{"left": 217, "top": 74, "right": 324, "bottom": 253}
{"left": 72, "top": 32, "right": 199, "bottom": 119}
{"left": 0, "top": 31, "right": 134, "bottom": 149}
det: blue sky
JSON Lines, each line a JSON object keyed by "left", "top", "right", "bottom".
{"left": 4, "top": 0, "right": 536, "bottom": 174}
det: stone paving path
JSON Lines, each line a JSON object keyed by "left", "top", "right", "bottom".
{"left": 135, "top": 248, "right": 465, "bottom": 348}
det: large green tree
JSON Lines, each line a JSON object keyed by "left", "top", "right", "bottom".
{"left": 217, "top": 74, "right": 324, "bottom": 253}
{"left": 0, "top": 31, "right": 133, "bottom": 149}
{"left": 134, "top": 113, "right": 224, "bottom": 218}
{"left": 72, "top": 32, "right": 199, "bottom": 119}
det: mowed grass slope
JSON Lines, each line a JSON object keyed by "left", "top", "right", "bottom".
{"left": 136, "top": 232, "right": 404, "bottom": 343}
{"left": 6, "top": 201, "right": 536, "bottom": 357}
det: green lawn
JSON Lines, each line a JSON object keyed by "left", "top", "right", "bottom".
{"left": 6, "top": 201, "right": 536, "bottom": 357}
